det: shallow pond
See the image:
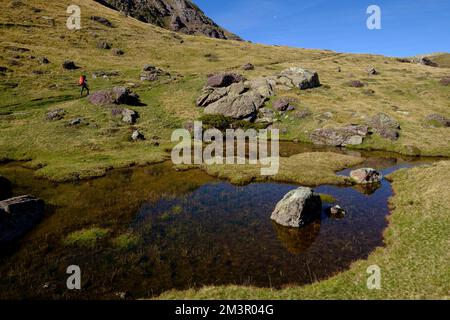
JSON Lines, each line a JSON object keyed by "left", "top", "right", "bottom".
{"left": 0, "top": 144, "right": 437, "bottom": 299}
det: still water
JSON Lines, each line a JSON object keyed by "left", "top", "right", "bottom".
{"left": 0, "top": 146, "right": 435, "bottom": 299}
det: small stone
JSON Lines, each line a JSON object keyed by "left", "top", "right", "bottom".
{"left": 330, "top": 205, "right": 346, "bottom": 217}
{"left": 350, "top": 168, "right": 383, "bottom": 184}
{"left": 131, "top": 130, "right": 144, "bottom": 141}
{"left": 242, "top": 63, "right": 255, "bottom": 70}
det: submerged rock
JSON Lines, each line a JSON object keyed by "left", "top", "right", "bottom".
{"left": 310, "top": 125, "right": 369, "bottom": 147}
{"left": 350, "top": 168, "right": 383, "bottom": 184}
{"left": 271, "top": 187, "right": 322, "bottom": 228}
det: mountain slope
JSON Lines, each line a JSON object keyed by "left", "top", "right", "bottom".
{"left": 94, "top": 0, "right": 241, "bottom": 40}
{"left": 0, "top": 0, "right": 449, "bottom": 182}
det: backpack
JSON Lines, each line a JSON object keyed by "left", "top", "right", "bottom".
{"left": 78, "top": 76, "right": 85, "bottom": 86}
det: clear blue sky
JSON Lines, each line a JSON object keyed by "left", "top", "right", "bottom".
{"left": 195, "top": 0, "right": 450, "bottom": 57}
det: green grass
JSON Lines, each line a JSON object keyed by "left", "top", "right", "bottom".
{"left": 158, "top": 161, "right": 450, "bottom": 299}
{"left": 113, "top": 232, "right": 142, "bottom": 250}
{"left": 64, "top": 227, "right": 110, "bottom": 248}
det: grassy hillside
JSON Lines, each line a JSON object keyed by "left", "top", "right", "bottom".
{"left": 0, "top": 0, "right": 449, "bottom": 183}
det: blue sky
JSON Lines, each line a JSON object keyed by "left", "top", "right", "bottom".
{"left": 195, "top": 0, "right": 450, "bottom": 57}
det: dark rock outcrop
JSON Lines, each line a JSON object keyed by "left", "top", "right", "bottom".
{"left": 271, "top": 187, "right": 322, "bottom": 228}
{"left": 206, "top": 73, "right": 245, "bottom": 88}
{"left": 62, "top": 60, "right": 78, "bottom": 70}
{"left": 0, "top": 176, "right": 12, "bottom": 201}
{"left": 94, "top": 0, "right": 241, "bottom": 40}
{"left": 0, "top": 195, "right": 45, "bottom": 247}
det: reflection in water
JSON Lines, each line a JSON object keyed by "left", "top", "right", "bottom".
{"left": 272, "top": 221, "right": 321, "bottom": 254}
{"left": 0, "top": 148, "right": 437, "bottom": 299}
{"left": 352, "top": 183, "right": 382, "bottom": 195}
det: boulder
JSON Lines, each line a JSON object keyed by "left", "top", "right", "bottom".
{"left": 121, "top": 109, "right": 139, "bottom": 124}
{"left": 88, "top": 87, "right": 141, "bottom": 106}
{"left": 0, "top": 176, "right": 12, "bottom": 201}
{"left": 272, "top": 97, "right": 296, "bottom": 112}
{"left": 140, "top": 65, "right": 166, "bottom": 81}
{"left": 348, "top": 80, "right": 365, "bottom": 88}
{"left": 0, "top": 195, "right": 45, "bottom": 247}
{"left": 247, "top": 77, "right": 274, "bottom": 99}
{"left": 207, "top": 73, "right": 244, "bottom": 88}
{"left": 68, "top": 118, "right": 83, "bottom": 126}
{"left": 271, "top": 187, "right": 322, "bottom": 228}
{"left": 131, "top": 130, "right": 145, "bottom": 141}
{"left": 350, "top": 168, "right": 383, "bottom": 184}
{"left": 45, "top": 108, "right": 65, "bottom": 121}
{"left": 96, "top": 41, "right": 112, "bottom": 50}
{"left": 310, "top": 125, "right": 369, "bottom": 146}
{"left": 426, "top": 114, "right": 450, "bottom": 127}
{"left": 329, "top": 205, "right": 346, "bottom": 217}
{"left": 204, "top": 91, "right": 264, "bottom": 119}
{"left": 276, "top": 67, "right": 320, "bottom": 90}
{"left": 62, "top": 60, "right": 78, "bottom": 70}
{"left": 112, "top": 48, "right": 124, "bottom": 56}
{"left": 367, "top": 67, "right": 378, "bottom": 75}
{"left": 38, "top": 57, "right": 50, "bottom": 65}
{"left": 367, "top": 113, "right": 401, "bottom": 140}
{"left": 242, "top": 63, "right": 255, "bottom": 70}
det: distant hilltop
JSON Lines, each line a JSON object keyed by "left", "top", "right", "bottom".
{"left": 94, "top": 0, "right": 242, "bottom": 40}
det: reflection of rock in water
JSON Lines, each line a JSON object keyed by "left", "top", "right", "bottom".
{"left": 352, "top": 183, "right": 381, "bottom": 195}
{"left": 272, "top": 220, "right": 321, "bottom": 255}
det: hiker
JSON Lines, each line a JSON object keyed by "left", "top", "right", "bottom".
{"left": 79, "top": 75, "right": 90, "bottom": 97}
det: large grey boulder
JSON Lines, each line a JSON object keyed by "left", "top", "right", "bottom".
{"left": 204, "top": 91, "right": 264, "bottom": 119}
{"left": 88, "top": 87, "right": 141, "bottom": 106}
{"left": 271, "top": 187, "right": 322, "bottom": 228}
{"left": 350, "top": 168, "right": 383, "bottom": 184}
{"left": 276, "top": 67, "right": 321, "bottom": 90}
{"left": 310, "top": 125, "right": 369, "bottom": 147}
{"left": 367, "top": 113, "right": 401, "bottom": 140}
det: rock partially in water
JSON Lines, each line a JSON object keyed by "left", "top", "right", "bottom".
{"left": 367, "top": 113, "right": 401, "bottom": 140}
{"left": 0, "top": 176, "right": 12, "bottom": 201}
{"left": 0, "top": 195, "right": 45, "bottom": 247}
{"left": 271, "top": 187, "right": 322, "bottom": 228}
{"left": 329, "top": 205, "right": 346, "bottom": 218}
{"left": 350, "top": 168, "right": 383, "bottom": 184}
{"left": 310, "top": 125, "right": 369, "bottom": 147}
